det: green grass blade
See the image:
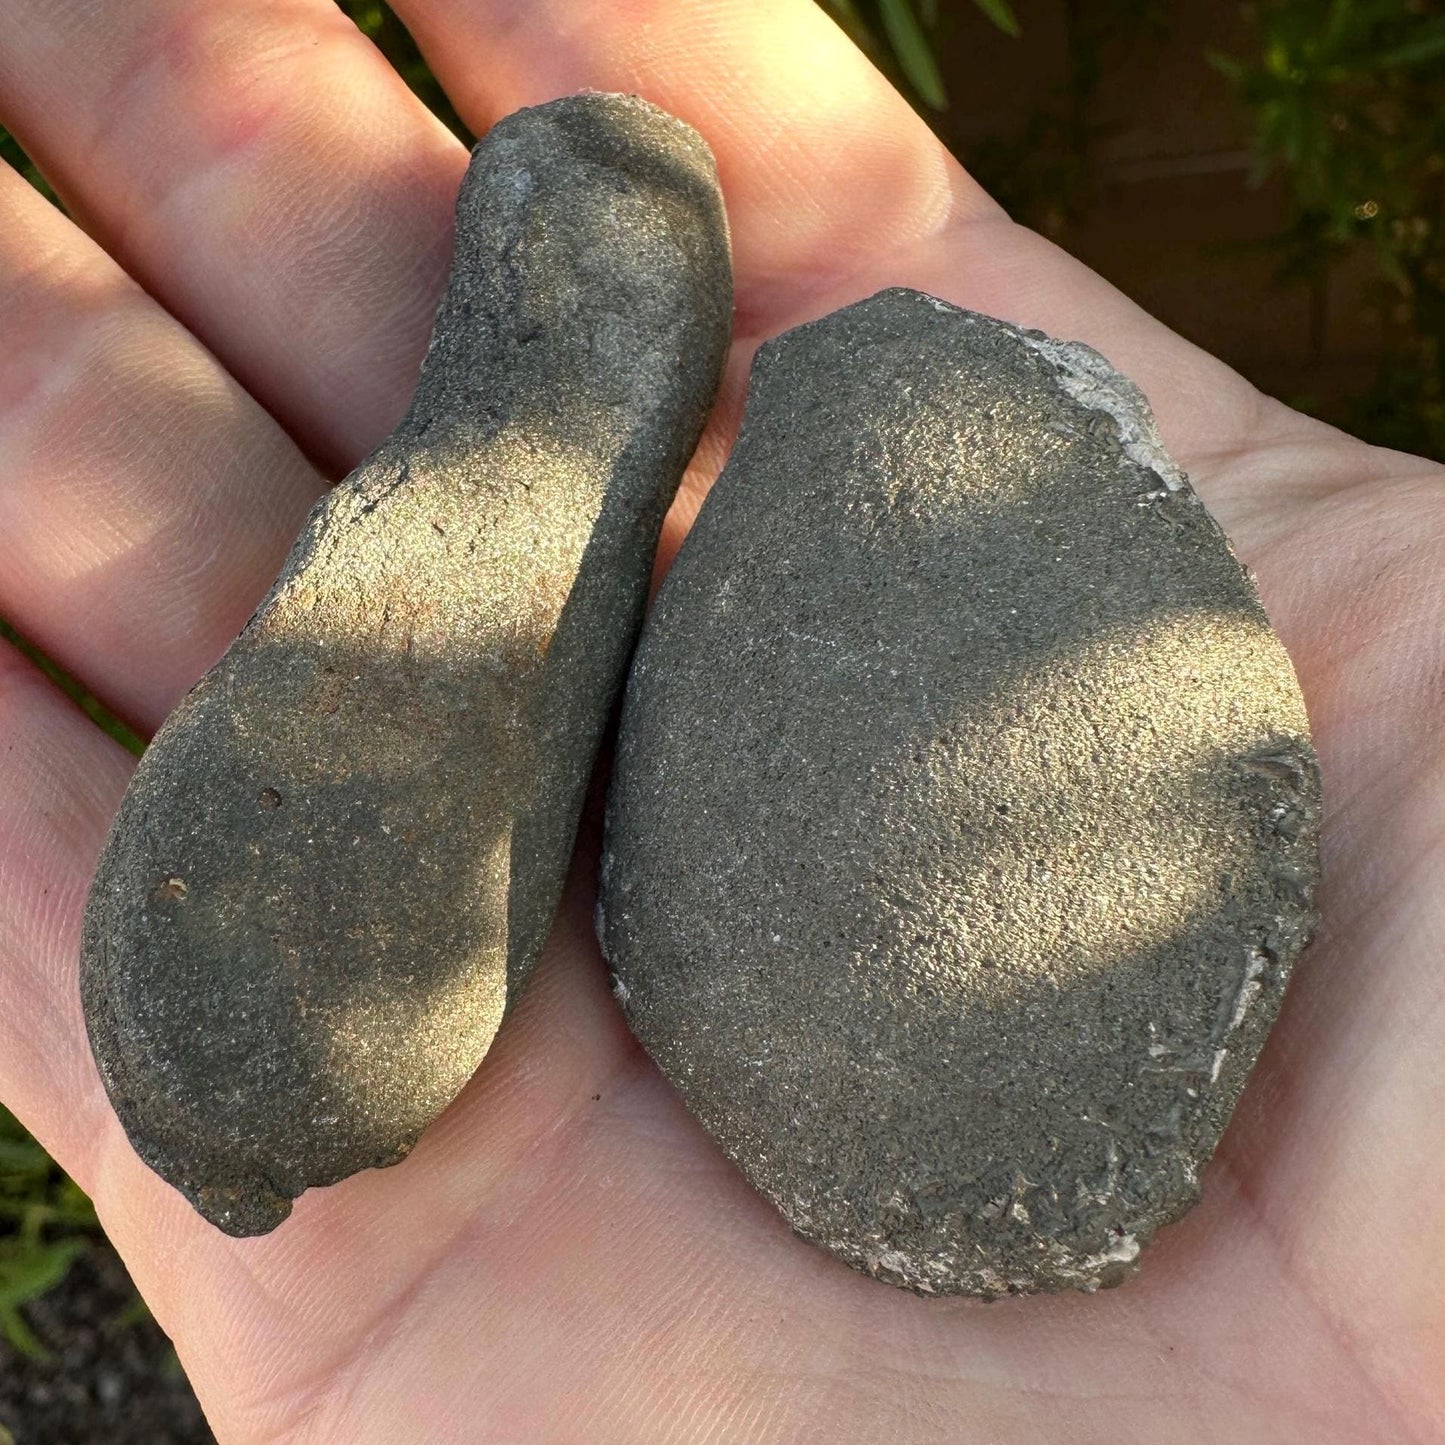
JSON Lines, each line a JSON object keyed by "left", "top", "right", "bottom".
{"left": 2, "top": 1305, "right": 51, "bottom": 1361}
{"left": 0, "top": 617, "right": 146, "bottom": 756}
{"left": 0, "top": 1138, "right": 51, "bottom": 1173}
{"left": 972, "top": 0, "right": 1022, "bottom": 39}
{"left": 0, "top": 1239, "right": 87, "bottom": 1312}
{"left": 1373, "top": 23, "right": 1445, "bottom": 69}
{"left": 879, "top": 0, "right": 949, "bottom": 108}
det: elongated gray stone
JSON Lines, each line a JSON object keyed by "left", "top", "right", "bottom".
{"left": 599, "top": 289, "right": 1320, "bottom": 1297}
{"left": 82, "top": 93, "right": 733, "bottom": 1236}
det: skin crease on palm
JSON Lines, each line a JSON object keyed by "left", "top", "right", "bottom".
{"left": 0, "top": 0, "right": 1442, "bottom": 1438}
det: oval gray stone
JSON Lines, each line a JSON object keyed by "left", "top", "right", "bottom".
{"left": 82, "top": 94, "right": 734, "bottom": 1236}
{"left": 599, "top": 289, "right": 1320, "bottom": 1297}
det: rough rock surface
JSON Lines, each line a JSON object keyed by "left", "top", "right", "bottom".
{"left": 599, "top": 289, "right": 1320, "bottom": 1297}
{"left": 82, "top": 94, "right": 733, "bottom": 1236}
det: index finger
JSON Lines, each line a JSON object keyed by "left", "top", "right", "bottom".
{"left": 391, "top": 0, "right": 997, "bottom": 334}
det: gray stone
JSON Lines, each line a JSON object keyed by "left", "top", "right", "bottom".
{"left": 82, "top": 93, "right": 733, "bottom": 1236}
{"left": 599, "top": 289, "right": 1319, "bottom": 1297}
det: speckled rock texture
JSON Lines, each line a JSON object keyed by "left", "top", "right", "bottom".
{"left": 599, "top": 289, "right": 1320, "bottom": 1297}
{"left": 82, "top": 93, "right": 733, "bottom": 1237}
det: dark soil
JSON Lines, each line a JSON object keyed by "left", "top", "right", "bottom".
{"left": 0, "top": 1245, "right": 211, "bottom": 1444}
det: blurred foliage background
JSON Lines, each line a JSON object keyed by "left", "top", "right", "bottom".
{"left": 0, "top": 1108, "right": 100, "bottom": 1359}
{"left": 1214, "top": 0, "right": 1444, "bottom": 455}
{"left": 0, "top": 0, "right": 1441, "bottom": 1371}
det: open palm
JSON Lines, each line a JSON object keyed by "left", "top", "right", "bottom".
{"left": 0, "top": 2, "right": 1440, "bottom": 1440}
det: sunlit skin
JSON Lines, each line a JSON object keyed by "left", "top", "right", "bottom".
{"left": 0, "top": 1, "right": 1441, "bottom": 1439}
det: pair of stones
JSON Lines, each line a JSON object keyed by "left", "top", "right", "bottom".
{"left": 81, "top": 94, "right": 1319, "bottom": 1296}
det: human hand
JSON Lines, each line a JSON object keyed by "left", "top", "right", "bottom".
{"left": 0, "top": 2, "right": 1440, "bottom": 1440}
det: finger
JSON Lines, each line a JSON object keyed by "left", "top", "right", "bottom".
{"left": 0, "top": 0, "right": 467, "bottom": 472}
{"left": 0, "top": 645, "right": 132, "bottom": 1155}
{"left": 389, "top": 0, "right": 995, "bottom": 332}
{"left": 0, "top": 162, "right": 323, "bottom": 733}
